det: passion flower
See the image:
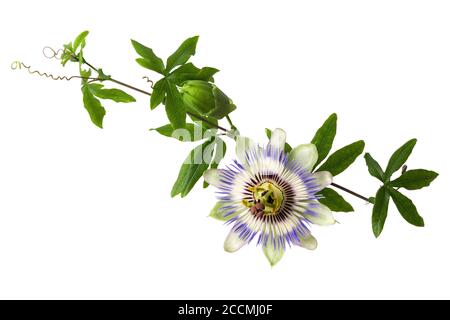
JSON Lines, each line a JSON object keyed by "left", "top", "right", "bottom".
{"left": 204, "top": 129, "right": 334, "bottom": 266}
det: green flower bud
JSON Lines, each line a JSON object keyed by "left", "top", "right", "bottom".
{"left": 180, "top": 80, "right": 236, "bottom": 120}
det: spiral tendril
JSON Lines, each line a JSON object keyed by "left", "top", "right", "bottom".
{"left": 42, "top": 46, "right": 65, "bottom": 60}
{"left": 11, "top": 61, "right": 100, "bottom": 82}
{"left": 142, "top": 76, "right": 154, "bottom": 88}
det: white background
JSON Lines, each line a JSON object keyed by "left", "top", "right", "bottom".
{"left": 1, "top": 0, "right": 449, "bottom": 299}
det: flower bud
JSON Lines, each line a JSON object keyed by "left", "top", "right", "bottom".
{"left": 180, "top": 80, "right": 236, "bottom": 119}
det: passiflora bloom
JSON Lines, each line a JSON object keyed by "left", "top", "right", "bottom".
{"left": 203, "top": 129, "right": 334, "bottom": 266}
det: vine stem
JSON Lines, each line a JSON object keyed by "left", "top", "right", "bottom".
{"left": 226, "top": 115, "right": 237, "bottom": 131}
{"left": 331, "top": 182, "right": 370, "bottom": 202}
{"left": 82, "top": 59, "right": 230, "bottom": 133}
{"left": 82, "top": 58, "right": 371, "bottom": 204}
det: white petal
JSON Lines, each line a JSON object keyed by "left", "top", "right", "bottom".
{"left": 304, "top": 203, "right": 335, "bottom": 225}
{"left": 224, "top": 231, "right": 246, "bottom": 253}
{"left": 313, "top": 171, "right": 333, "bottom": 191}
{"left": 289, "top": 144, "right": 318, "bottom": 172}
{"left": 269, "top": 128, "right": 286, "bottom": 150}
{"left": 263, "top": 242, "right": 285, "bottom": 267}
{"left": 203, "top": 169, "right": 222, "bottom": 188}
{"left": 298, "top": 234, "right": 318, "bottom": 250}
{"left": 236, "top": 136, "right": 255, "bottom": 165}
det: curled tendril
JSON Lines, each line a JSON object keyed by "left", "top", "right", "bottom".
{"left": 11, "top": 61, "right": 100, "bottom": 82}
{"left": 42, "top": 46, "right": 65, "bottom": 60}
{"left": 142, "top": 76, "right": 154, "bottom": 88}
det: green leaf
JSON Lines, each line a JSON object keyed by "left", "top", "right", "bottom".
{"left": 265, "top": 128, "right": 292, "bottom": 153}
{"left": 61, "top": 42, "right": 74, "bottom": 66}
{"left": 390, "top": 169, "right": 438, "bottom": 190}
{"left": 171, "top": 138, "right": 215, "bottom": 197}
{"left": 311, "top": 113, "right": 337, "bottom": 169}
{"left": 204, "top": 138, "right": 227, "bottom": 188}
{"left": 150, "top": 123, "right": 206, "bottom": 141}
{"left": 372, "top": 187, "right": 390, "bottom": 237}
{"left": 131, "top": 39, "right": 165, "bottom": 74}
{"left": 196, "top": 67, "right": 219, "bottom": 82}
{"left": 73, "top": 30, "right": 89, "bottom": 51}
{"left": 150, "top": 79, "right": 167, "bottom": 110}
{"left": 364, "top": 153, "right": 385, "bottom": 182}
{"left": 317, "top": 140, "right": 365, "bottom": 176}
{"left": 385, "top": 139, "right": 417, "bottom": 180}
{"left": 88, "top": 84, "right": 136, "bottom": 103}
{"left": 81, "top": 84, "right": 106, "bottom": 128}
{"left": 388, "top": 187, "right": 424, "bottom": 227}
{"left": 318, "top": 188, "right": 354, "bottom": 212}
{"left": 168, "top": 63, "right": 219, "bottom": 85}
{"left": 165, "top": 81, "right": 186, "bottom": 129}
{"left": 166, "top": 36, "right": 199, "bottom": 72}
{"left": 80, "top": 68, "right": 92, "bottom": 78}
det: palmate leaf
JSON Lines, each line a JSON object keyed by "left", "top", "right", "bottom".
{"left": 364, "top": 139, "right": 437, "bottom": 237}
{"left": 311, "top": 113, "right": 337, "bottom": 170}
{"left": 171, "top": 138, "right": 216, "bottom": 197}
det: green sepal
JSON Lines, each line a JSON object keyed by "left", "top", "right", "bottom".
{"left": 209, "top": 201, "right": 236, "bottom": 221}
